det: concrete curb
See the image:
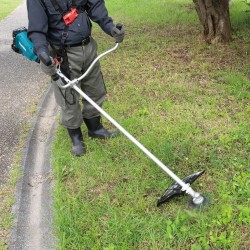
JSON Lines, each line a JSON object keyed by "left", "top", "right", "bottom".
{"left": 9, "top": 84, "right": 59, "bottom": 250}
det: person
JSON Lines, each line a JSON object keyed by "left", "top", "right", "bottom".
{"left": 27, "top": 0, "right": 125, "bottom": 156}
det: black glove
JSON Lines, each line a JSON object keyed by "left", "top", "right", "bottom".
{"left": 111, "top": 24, "right": 125, "bottom": 43}
{"left": 39, "top": 51, "right": 59, "bottom": 81}
{"left": 40, "top": 56, "right": 57, "bottom": 76}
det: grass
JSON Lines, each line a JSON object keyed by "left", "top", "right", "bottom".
{"left": 0, "top": 0, "right": 22, "bottom": 20}
{"left": 51, "top": 0, "right": 250, "bottom": 249}
{"left": 0, "top": 158, "right": 22, "bottom": 249}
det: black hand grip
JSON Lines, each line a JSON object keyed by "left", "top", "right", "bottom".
{"left": 51, "top": 74, "right": 59, "bottom": 81}
{"left": 39, "top": 51, "right": 59, "bottom": 81}
{"left": 116, "top": 23, "right": 123, "bottom": 31}
{"left": 39, "top": 51, "right": 52, "bottom": 66}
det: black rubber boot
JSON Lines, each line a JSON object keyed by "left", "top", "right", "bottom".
{"left": 67, "top": 128, "right": 86, "bottom": 156}
{"left": 84, "top": 116, "right": 119, "bottom": 139}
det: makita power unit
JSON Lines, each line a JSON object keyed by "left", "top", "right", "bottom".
{"left": 11, "top": 27, "right": 39, "bottom": 62}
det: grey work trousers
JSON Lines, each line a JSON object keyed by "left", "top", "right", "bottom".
{"left": 51, "top": 37, "right": 106, "bottom": 129}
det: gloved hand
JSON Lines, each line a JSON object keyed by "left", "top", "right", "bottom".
{"left": 40, "top": 56, "right": 57, "bottom": 76}
{"left": 111, "top": 24, "right": 125, "bottom": 43}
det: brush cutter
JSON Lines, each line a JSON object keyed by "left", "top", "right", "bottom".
{"left": 39, "top": 41, "right": 208, "bottom": 208}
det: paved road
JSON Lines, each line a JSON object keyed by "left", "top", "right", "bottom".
{"left": 0, "top": 1, "right": 47, "bottom": 185}
{"left": 0, "top": 2, "right": 58, "bottom": 249}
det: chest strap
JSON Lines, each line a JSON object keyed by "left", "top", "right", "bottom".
{"left": 50, "top": 0, "right": 86, "bottom": 17}
{"left": 49, "top": 0, "right": 86, "bottom": 45}
{"left": 50, "top": 0, "right": 66, "bottom": 15}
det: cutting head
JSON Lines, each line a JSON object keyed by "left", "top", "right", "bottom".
{"left": 157, "top": 170, "right": 205, "bottom": 206}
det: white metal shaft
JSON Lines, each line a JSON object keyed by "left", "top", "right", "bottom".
{"left": 56, "top": 43, "right": 201, "bottom": 199}
{"left": 57, "top": 43, "right": 119, "bottom": 89}
{"left": 74, "top": 85, "right": 198, "bottom": 197}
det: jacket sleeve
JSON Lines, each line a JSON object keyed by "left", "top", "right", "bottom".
{"left": 27, "top": 0, "right": 49, "bottom": 57}
{"left": 86, "top": 0, "right": 115, "bottom": 36}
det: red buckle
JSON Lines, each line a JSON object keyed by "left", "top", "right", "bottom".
{"left": 54, "top": 58, "right": 60, "bottom": 67}
{"left": 63, "top": 8, "right": 78, "bottom": 26}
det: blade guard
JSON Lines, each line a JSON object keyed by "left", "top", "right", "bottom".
{"left": 157, "top": 170, "right": 205, "bottom": 206}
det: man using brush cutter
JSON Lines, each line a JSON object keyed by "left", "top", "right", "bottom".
{"left": 27, "top": 0, "right": 125, "bottom": 156}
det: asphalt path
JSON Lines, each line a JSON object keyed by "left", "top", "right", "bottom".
{"left": 0, "top": 1, "right": 45, "bottom": 185}
{"left": 0, "top": 1, "right": 58, "bottom": 249}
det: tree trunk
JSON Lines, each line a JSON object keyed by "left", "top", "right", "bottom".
{"left": 193, "top": 0, "right": 232, "bottom": 43}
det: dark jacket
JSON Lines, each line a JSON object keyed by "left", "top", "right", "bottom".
{"left": 27, "top": 0, "right": 115, "bottom": 56}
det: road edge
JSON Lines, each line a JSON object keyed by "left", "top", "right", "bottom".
{"left": 9, "top": 83, "right": 59, "bottom": 249}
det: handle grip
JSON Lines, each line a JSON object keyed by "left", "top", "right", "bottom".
{"left": 39, "top": 51, "right": 52, "bottom": 66}
{"left": 116, "top": 23, "right": 123, "bottom": 31}
{"left": 39, "top": 51, "right": 59, "bottom": 81}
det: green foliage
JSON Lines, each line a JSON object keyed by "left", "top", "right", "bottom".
{"left": 230, "top": 0, "right": 250, "bottom": 29}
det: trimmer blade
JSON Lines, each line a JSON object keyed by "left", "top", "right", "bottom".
{"left": 189, "top": 195, "right": 210, "bottom": 208}
{"left": 157, "top": 170, "right": 205, "bottom": 206}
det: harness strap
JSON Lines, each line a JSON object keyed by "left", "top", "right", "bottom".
{"left": 48, "top": 0, "right": 87, "bottom": 106}
{"left": 49, "top": 0, "right": 85, "bottom": 44}
{"left": 47, "top": 0, "right": 82, "bottom": 106}
{"left": 50, "top": 0, "right": 86, "bottom": 17}
{"left": 50, "top": 0, "right": 65, "bottom": 15}
{"left": 61, "top": 27, "right": 69, "bottom": 45}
